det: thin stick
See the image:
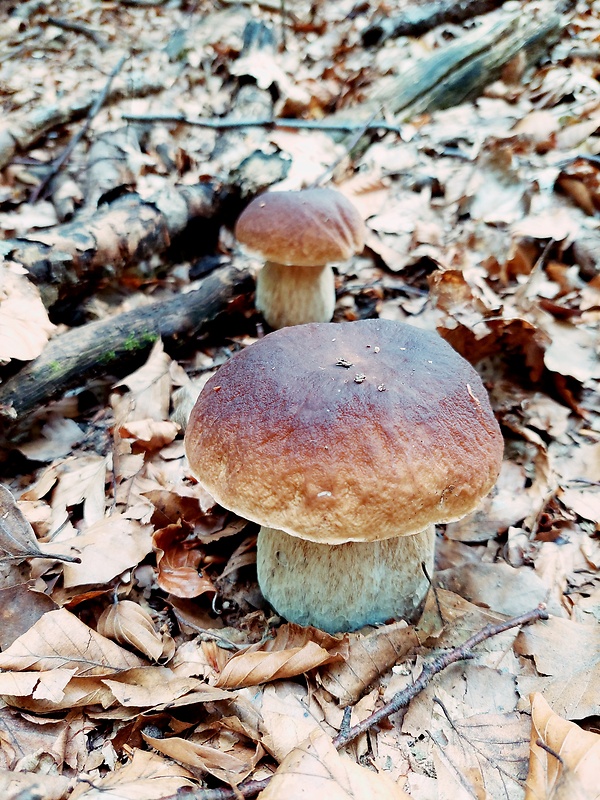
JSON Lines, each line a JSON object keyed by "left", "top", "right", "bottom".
{"left": 333, "top": 605, "right": 548, "bottom": 748}
{"left": 161, "top": 604, "right": 548, "bottom": 800}
{"left": 31, "top": 54, "right": 128, "bottom": 202}
{"left": 47, "top": 16, "right": 107, "bottom": 49}
{"left": 120, "top": 112, "right": 401, "bottom": 134}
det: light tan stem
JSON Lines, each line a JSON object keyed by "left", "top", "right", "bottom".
{"left": 255, "top": 261, "right": 335, "bottom": 329}
{"left": 257, "top": 525, "right": 435, "bottom": 633}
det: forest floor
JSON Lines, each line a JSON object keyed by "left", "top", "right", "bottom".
{"left": 0, "top": 0, "right": 599, "bottom": 798}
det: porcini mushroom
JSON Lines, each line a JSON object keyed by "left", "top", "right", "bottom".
{"left": 184, "top": 320, "right": 503, "bottom": 633}
{"left": 234, "top": 188, "right": 365, "bottom": 329}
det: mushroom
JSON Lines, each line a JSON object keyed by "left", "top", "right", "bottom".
{"left": 184, "top": 320, "right": 504, "bottom": 633}
{"left": 234, "top": 188, "right": 365, "bottom": 329}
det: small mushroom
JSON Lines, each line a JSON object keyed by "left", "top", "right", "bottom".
{"left": 184, "top": 320, "right": 504, "bottom": 633}
{"left": 234, "top": 188, "right": 365, "bottom": 329}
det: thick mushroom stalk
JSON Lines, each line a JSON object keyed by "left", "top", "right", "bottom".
{"left": 256, "top": 261, "right": 335, "bottom": 329}
{"left": 257, "top": 525, "right": 435, "bottom": 633}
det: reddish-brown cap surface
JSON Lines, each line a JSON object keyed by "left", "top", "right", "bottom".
{"left": 234, "top": 188, "right": 365, "bottom": 266}
{"left": 185, "top": 320, "right": 504, "bottom": 544}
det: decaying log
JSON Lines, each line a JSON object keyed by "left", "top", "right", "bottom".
{"left": 362, "top": 0, "right": 507, "bottom": 46}
{"left": 2, "top": 182, "right": 220, "bottom": 309}
{"left": 0, "top": 264, "right": 253, "bottom": 434}
{"left": 347, "top": 3, "right": 564, "bottom": 120}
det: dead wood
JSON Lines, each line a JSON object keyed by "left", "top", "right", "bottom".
{"left": 0, "top": 264, "right": 253, "bottom": 434}
{"left": 362, "top": 0, "right": 507, "bottom": 47}
{"left": 0, "top": 73, "right": 164, "bottom": 171}
{"left": 84, "top": 126, "right": 141, "bottom": 208}
{"left": 349, "top": 3, "right": 563, "bottom": 120}
{"left": 2, "top": 182, "right": 221, "bottom": 309}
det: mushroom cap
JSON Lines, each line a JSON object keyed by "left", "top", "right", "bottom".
{"left": 234, "top": 188, "right": 365, "bottom": 267}
{"left": 185, "top": 320, "right": 504, "bottom": 545}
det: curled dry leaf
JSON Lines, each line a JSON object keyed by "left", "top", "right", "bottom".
{"left": 97, "top": 600, "right": 174, "bottom": 662}
{"left": 319, "top": 620, "right": 420, "bottom": 706}
{"left": 143, "top": 731, "right": 263, "bottom": 786}
{"left": 102, "top": 667, "right": 202, "bottom": 708}
{"left": 153, "top": 522, "right": 217, "bottom": 598}
{"left": 0, "top": 265, "right": 56, "bottom": 365}
{"left": 257, "top": 728, "right": 411, "bottom": 800}
{"left": 69, "top": 748, "right": 196, "bottom": 800}
{"left": 215, "top": 624, "right": 347, "bottom": 690}
{"left": 525, "top": 693, "right": 600, "bottom": 800}
{"left": 0, "top": 608, "right": 146, "bottom": 676}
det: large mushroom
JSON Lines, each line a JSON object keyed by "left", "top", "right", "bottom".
{"left": 184, "top": 320, "right": 504, "bottom": 633}
{"left": 234, "top": 188, "right": 365, "bottom": 329}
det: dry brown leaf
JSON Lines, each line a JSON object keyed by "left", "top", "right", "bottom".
{"left": 143, "top": 731, "right": 263, "bottom": 786}
{"left": 112, "top": 339, "right": 173, "bottom": 423}
{"left": 257, "top": 728, "right": 411, "bottom": 800}
{"left": 0, "top": 769, "right": 71, "bottom": 800}
{"left": 98, "top": 600, "right": 173, "bottom": 662}
{"left": 0, "top": 264, "right": 56, "bottom": 365}
{"left": 0, "top": 607, "right": 146, "bottom": 676}
{"left": 37, "top": 515, "right": 153, "bottom": 588}
{"left": 0, "top": 484, "right": 61, "bottom": 564}
{"left": 119, "top": 418, "right": 179, "bottom": 451}
{"left": 102, "top": 666, "right": 202, "bottom": 708}
{"left": 68, "top": 748, "right": 196, "bottom": 800}
{"left": 215, "top": 641, "right": 337, "bottom": 689}
{"left": 525, "top": 693, "right": 600, "bottom": 800}
{"left": 215, "top": 624, "right": 346, "bottom": 689}
{"left": 515, "top": 616, "right": 600, "bottom": 719}
{"left": 1, "top": 675, "right": 115, "bottom": 712}
{"left": 17, "top": 417, "right": 85, "bottom": 463}
{"left": 319, "top": 620, "right": 420, "bottom": 706}
{"left": 153, "top": 522, "right": 217, "bottom": 598}
{"left": 431, "top": 710, "right": 530, "bottom": 800}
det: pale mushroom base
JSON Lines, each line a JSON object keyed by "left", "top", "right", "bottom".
{"left": 256, "top": 525, "right": 436, "bottom": 633}
{"left": 255, "top": 261, "right": 336, "bottom": 329}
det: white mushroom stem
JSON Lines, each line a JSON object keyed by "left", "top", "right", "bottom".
{"left": 255, "top": 261, "right": 335, "bottom": 329}
{"left": 256, "top": 525, "right": 435, "bottom": 633}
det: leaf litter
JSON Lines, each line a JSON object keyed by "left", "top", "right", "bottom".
{"left": 0, "top": 0, "right": 599, "bottom": 798}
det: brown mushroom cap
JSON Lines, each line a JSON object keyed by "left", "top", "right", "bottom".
{"left": 185, "top": 320, "right": 504, "bottom": 545}
{"left": 234, "top": 188, "right": 365, "bottom": 266}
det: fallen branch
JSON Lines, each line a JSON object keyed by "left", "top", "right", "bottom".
{"left": 30, "top": 54, "right": 128, "bottom": 202}
{"left": 161, "top": 605, "right": 548, "bottom": 800}
{"left": 47, "top": 16, "right": 108, "bottom": 49}
{"left": 2, "top": 182, "right": 220, "bottom": 308}
{"left": 0, "top": 264, "right": 253, "bottom": 434}
{"left": 362, "top": 0, "right": 507, "bottom": 46}
{"left": 121, "top": 113, "right": 402, "bottom": 134}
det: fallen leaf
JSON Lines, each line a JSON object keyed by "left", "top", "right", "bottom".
{"left": 0, "top": 608, "right": 146, "bottom": 675}
{"left": 257, "top": 728, "right": 411, "bottom": 799}
{"left": 319, "top": 620, "right": 420, "bottom": 706}
{"left": 98, "top": 600, "right": 172, "bottom": 662}
{"left": 68, "top": 748, "right": 196, "bottom": 799}
{"left": 153, "top": 522, "right": 216, "bottom": 598}
{"left": 0, "top": 265, "right": 56, "bottom": 365}
{"left": 525, "top": 693, "right": 600, "bottom": 800}
{"left": 0, "top": 769, "right": 71, "bottom": 800}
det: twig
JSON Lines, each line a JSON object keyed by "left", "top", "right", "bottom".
{"left": 31, "top": 54, "right": 128, "bottom": 202}
{"left": 332, "top": 605, "right": 548, "bottom": 748}
{"left": 120, "top": 112, "right": 401, "bottom": 134}
{"left": 47, "top": 16, "right": 108, "bottom": 49}
{"left": 161, "top": 604, "right": 548, "bottom": 800}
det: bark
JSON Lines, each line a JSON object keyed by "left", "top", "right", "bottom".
{"left": 0, "top": 265, "right": 253, "bottom": 434}
{"left": 362, "top": 0, "right": 508, "bottom": 46}
{"left": 2, "top": 183, "right": 221, "bottom": 309}
{"left": 348, "top": 3, "right": 563, "bottom": 120}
